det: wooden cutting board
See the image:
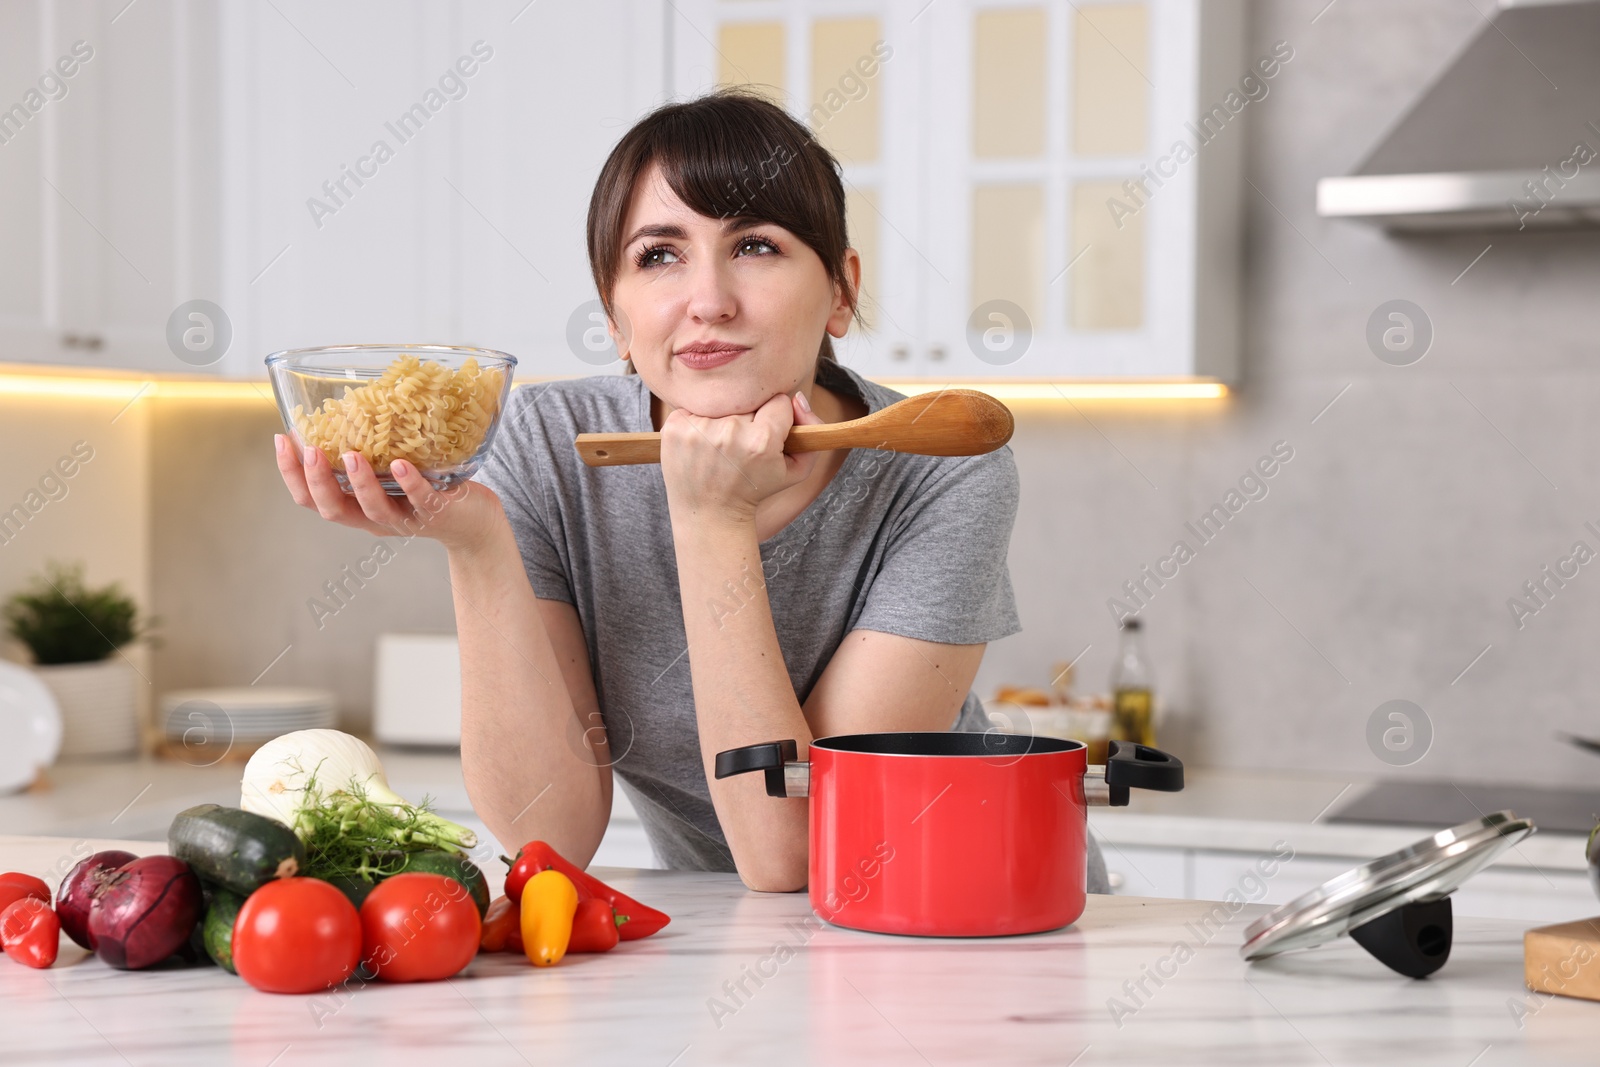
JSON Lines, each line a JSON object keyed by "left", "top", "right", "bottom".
{"left": 1524, "top": 916, "right": 1600, "bottom": 1001}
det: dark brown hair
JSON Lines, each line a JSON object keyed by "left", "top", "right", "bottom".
{"left": 586, "top": 87, "right": 864, "bottom": 370}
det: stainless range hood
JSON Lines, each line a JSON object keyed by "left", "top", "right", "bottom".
{"left": 1317, "top": 0, "right": 1600, "bottom": 232}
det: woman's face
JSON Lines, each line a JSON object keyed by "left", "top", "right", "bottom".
{"left": 607, "top": 162, "right": 858, "bottom": 418}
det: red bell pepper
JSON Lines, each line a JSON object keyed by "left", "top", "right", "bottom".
{"left": 1, "top": 897, "right": 60, "bottom": 968}
{"left": 567, "top": 898, "right": 621, "bottom": 953}
{"left": 502, "top": 841, "right": 669, "bottom": 940}
{"left": 0, "top": 873, "right": 50, "bottom": 918}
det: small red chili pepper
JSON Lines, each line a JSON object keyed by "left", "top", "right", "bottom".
{"left": 501, "top": 841, "right": 669, "bottom": 940}
{"left": 0, "top": 872, "right": 50, "bottom": 917}
{"left": 479, "top": 895, "right": 523, "bottom": 954}
{"left": 501, "top": 849, "right": 554, "bottom": 907}
{"left": 567, "top": 898, "right": 621, "bottom": 953}
{"left": 1, "top": 897, "right": 60, "bottom": 968}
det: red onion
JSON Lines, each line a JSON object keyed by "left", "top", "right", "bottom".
{"left": 57, "top": 850, "right": 138, "bottom": 950}
{"left": 89, "top": 856, "right": 203, "bottom": 970}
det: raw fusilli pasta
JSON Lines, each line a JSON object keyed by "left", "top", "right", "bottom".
{"left": 291, "top": 354, "right": 505, "bottom": 474}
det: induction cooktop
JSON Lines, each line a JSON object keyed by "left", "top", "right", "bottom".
{"left": 1325, "top": 780, "right": 1600, "bottom": 835}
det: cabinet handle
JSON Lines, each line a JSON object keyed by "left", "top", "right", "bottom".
{"left": 62, "top": 333, "right": 104, "bottom": 351}
{"left": 891, "top": 344, "right": 910, "bottom": 362}
{"left": 927, "top": 344, "right": 946, "bottom": 361}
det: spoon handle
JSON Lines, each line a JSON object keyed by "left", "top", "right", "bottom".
{"left": 574, "top": 423, "right": 862, "bottom": 467}
{"left": 574, "top": 390, "right": 1012, "bottom": 467}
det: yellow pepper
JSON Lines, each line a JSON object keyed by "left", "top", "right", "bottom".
{"left": 520, "top": 869, "right": 579, "bottom": 967}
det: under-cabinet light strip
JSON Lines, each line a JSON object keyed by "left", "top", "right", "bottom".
{"left": 0, "top": 371, "right": 1229, "bottom": 403}
{"left": 877, "top": 380, "right": 1229, "bottom": 401}
{"left": 0, "top": 373, "right": 275, "bottom": 401}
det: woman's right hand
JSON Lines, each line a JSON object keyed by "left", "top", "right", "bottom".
{"left": 274, "top": 434, "right": 507, "bottom": 555}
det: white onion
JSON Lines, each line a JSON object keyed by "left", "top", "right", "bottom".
{"left": 240, "top": 728, "right": 476, "bottom": 849}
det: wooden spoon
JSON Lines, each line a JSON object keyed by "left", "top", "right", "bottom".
{"left": 574, "top": 389, "right": 1015, "bottom": 467}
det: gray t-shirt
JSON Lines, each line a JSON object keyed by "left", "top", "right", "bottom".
{"left": 474, "top": 360, "right": 1104, "bottom": 890}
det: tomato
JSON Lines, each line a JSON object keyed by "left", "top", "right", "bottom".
{"left": 360, "top": 873, "right": 480, "bottom": 982}
{"left": 1, "top": 897, "right": 60, "bottom": 968}
{"left": 0, "top": 873, "right": 51, "bottom": 918}
{"left": 233, "top": 878, "right": 361, "bottom": 995}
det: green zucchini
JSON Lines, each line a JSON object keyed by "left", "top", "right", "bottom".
{"left": 389, "top": 851, "right": 490, "bottom": 917}
{"left": 168, "top": 804, "right": 307, "bottom": 896}
{"left": 202, "top": 887, "right": 245, "bottom": 974}
{"left": 325, "top": 872, "right": 378, "bottom": 911}
{"left": 186, "top": 879, "right": 219, "bottom": 968}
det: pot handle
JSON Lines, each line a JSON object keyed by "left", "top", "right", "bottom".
{"left": 1101, "top": 741, "right": 1184, "bottom": 806}
{"left": 714, "top": 739, "right": 809, "bottom": 798}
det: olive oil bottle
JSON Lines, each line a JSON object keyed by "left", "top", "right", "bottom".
{"left": 1111, "top": 617, "right": 1155, "bottom": 747}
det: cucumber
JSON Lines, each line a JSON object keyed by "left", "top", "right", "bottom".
{"left": 168, "top": 804, "right": 307, "bottom": 896}
{"left": 389, "top": 851, "right": 490, "bottom": 917}
{"left": 202, "top": 887, "right": 245, "bottom": 974}
{"left": 185, "top": 880, "right": 218, "bottom": 968}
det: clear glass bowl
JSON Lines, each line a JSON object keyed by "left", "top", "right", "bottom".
{"left": 266, "top": 344, "right": 517, "bottom": 496}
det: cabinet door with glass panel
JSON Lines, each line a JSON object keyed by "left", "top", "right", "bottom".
{"left": 671, "top": 0, "right": 1242, "bottom": 383}
{"left": 668, "top": 0, "right": 921, "bottom": 380}
{"left": 925, "top": 0, "right": 1243, "bottom": 381}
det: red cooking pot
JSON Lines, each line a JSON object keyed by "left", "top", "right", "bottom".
{"left": 714, "top": 733, "right": 1183, "bottom": 937}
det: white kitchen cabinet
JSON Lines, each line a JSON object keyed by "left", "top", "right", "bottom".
{"left": 592, "top": 817, "right": 660, "bottom": 871}
{"left": 1103, "top": 841, "right": 1598, "bottom": 924}
{"left": 0, "top": 0, "right": 200, "bottom": 373}
{"left": 1448, "top": 867, "right": 1598, "bottom": 925}
{"left": 1191, "top": 850, "right": 1361, "bottom": 907}
{"left": 8, "top": 1, "right": 1245, "bottom": 382}
{"left": 1191, "top": 848, "right": 1596, "bottom": 924}
{"left": 430, "top": 804, "right": 660, "bottom": 874}
{"left": 1, "top": 0, "right": 662, "bottom": 378}
{"left": 1095, "top": 838, "right": 1189, "bottom": 898}
{"left": 671, "top": 0, "right": 1246, "bottom": 382}
{"left": 218, "top": 1, "right": 664, "bottom": 379}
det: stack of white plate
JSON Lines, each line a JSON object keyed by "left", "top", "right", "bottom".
{"left": 160, "top": 687, "right": 337, "bottom": 751}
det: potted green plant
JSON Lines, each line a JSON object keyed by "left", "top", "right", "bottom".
{"left": 3, "top": 563, "right": 153, "bottom": 758}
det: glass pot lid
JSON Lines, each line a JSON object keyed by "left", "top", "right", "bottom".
{"left": 1241, "top": 810, "right": 1535, "bottom": 975}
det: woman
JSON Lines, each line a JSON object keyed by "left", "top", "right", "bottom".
{"left": 275, "top": 88, "right": 1109, "bottom": 895}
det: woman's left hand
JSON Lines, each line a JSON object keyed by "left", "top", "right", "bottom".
{"left": 659, "top": 390, "right": 825, "bottom": 525}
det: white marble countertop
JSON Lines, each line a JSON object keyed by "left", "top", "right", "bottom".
{"left": 2, "top": 834, "right": 1596, "bottom": 1066}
